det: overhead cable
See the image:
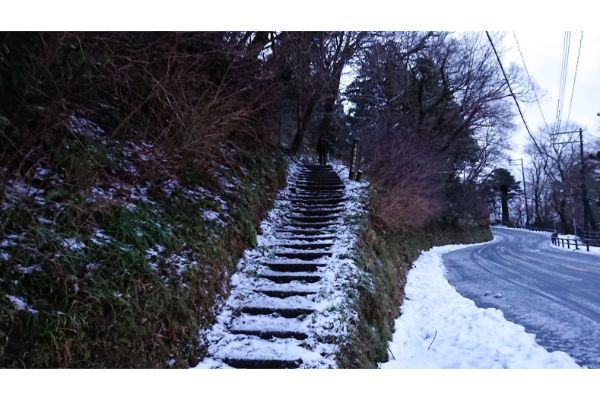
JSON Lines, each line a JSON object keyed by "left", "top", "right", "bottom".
{"left": 566, "top": 31, "right": 583, "bottom": 127}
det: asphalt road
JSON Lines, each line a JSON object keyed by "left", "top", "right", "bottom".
{"left": 443, "top": 227, "right": 600, "bottom": 368}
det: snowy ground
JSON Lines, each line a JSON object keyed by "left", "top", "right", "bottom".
{"left": 380, "top": 239, "right": 580, "bottom": 369}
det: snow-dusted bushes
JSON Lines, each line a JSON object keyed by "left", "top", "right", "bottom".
{"left": 0, "top": 130, "right": 287, "bottom": 367}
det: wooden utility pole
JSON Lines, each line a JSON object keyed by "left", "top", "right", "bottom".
{"left": 550, "top": 128, "right": 596, "bottom": 232}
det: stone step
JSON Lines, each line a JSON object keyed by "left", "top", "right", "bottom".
{"left": 293, "top": 189, "right": 344, "bottom": 194}
{"left": 257, "top": 289, "right": 318, "bottom": 298}
{"left": 276, "top": 229, "right": 336, "bottom": 236}
{"left": 229, "top": 329, "right": 308, "bottom": 340}
{"left": 297, "top": 177, "right": 339, "bottom": 182}
{"left": 290, "top": 198, "right": 345, "bottom": 205}
{"left": 299, "top": 170, "right": 337, "bottom": 173}
{"left": 276, "top": 242, "right": 333, "bottom": 250}
{"left": 295, "top": 177, "right": 341, "bottom": 181}
{"left": 240, "top": 306, "right": 314, "bottom": 318}
{"left": 276, "top": 235, "right": 335, "bottom": 242}
{"left": 291, "top": 189, "right": 344, "bottom": 194}
{"left": 286, "top": 215, "right": 340, "bottom": 223}
{"left": 297, "top": 179, "right": 340, "bottom": 184}
{"left": 274, "top": 252, "right": 332, "bottom": 261}
{"left": 265, "top": 262, "right": 323, "bottom": 272}
{"left": 301, "top": 166, "right": 334, "bottom": 170}
{"left": 291, "top": 183, "right": 345, "bottom": 190}
{"left": 298, "top": 172, "right": 337, "bottom": 176}
{"left": 259, "top": 274, "right": 321, "bottom": 284}
{"left": 289, "top": 208, "right": 344, "bottom": 216}
{"left": 291, "top": 204, "right": 345, "bottom": 210}
{"left": 291, "top": 193, "right": 345, "bottom": 198}
{"left": 286, "top": 222, "right": 338, "bottom": 229}
{"left": 290, "top": 195, "right": 345, "bottom": 201}
{"left": 223, "top": 358, "right": 302, "bottom": 369}
{"left": 296, "top": 178, "right": 342, "bottom": 184}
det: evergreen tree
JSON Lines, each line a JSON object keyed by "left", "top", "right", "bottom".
{"left": 487, "top": 168, "right": 521, "bottom": 225}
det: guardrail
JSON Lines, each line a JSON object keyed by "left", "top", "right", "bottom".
{"left": 512, "top": 226, "right": 554, "bottom": 234}
{"left": 495, "top": 224, "right": 597, "bottom": 252}
{"left": 551, "top": 236, "right": 590, "bottom": 252}
{"left": 578, "top": 229, "right": 600, "bottom": 247}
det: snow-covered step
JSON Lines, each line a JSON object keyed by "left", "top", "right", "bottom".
{"left": 229, "top": 329, "right": 308, "bottom": 340}
{"left": 290, "top": 190, "right": 344, "bottom": 196}
{"left": 275, "top": 235, "right": 336, "bottom": 242}
{"left": 296, "top": 175, "right": 339, "bottom": 180}
{"left": 289, "top": 197, "right": 345, "bottom": 203}
{"left": 223, "top": 358, "right": 302, "bottom": 369}
{"left": 289, "top": 208, "right": 345, "bottom": 216}
{"left": 291, "top": 205, "right": 345, "bottom": 212}
{"left": 295, "top": 180, "right": 343, "bottom": 186}
{"left": 257, "top": 289, "right": 318, "bottom": 298}
{"left": 252, "top": 281, "right": 321, "bottom": 293}
{"left": 290, "top": 198, "right": 346, "bottom": 205}
{"left": 286, "top": 214, "right": 340, "bottom": 223}
{"left": 264, "top": 261, "right": 324, "bottom": 272}
{"left": 276, "top": 229, "right": 337, "bottom": 236}
{"left": 273, "top": 251, "right": 332, "bottom": 261}
{"left": 258, "top": 273, "right": 322, "bottom": 284}
{"left": 295, "top": 185, "right": 345, "bottom": 191}
{"left": 230, "top": 314, "right": 310, "bottom": 332}
{"left": 240, "top": 306, "right": 314, "bottom": 318}
{"left": 275, "top": 242, "right": 333, "bottom": 250}
{"left": 284, "top": 223, "right": 339, "bottom": 231}
{"left": 229, "top": 310, "right": 312, "bottom": 340}
{"left": 294, "top": 184, "right": 344, "bottom": 189}
{"left": 210, "top": 336, "right": 323, "bottom": 367}
{"left": 290, "top": 194, "right": 345, "bottom": 199}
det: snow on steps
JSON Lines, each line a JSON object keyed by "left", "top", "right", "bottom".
{"left": 196, "top": 161, "right": 368, "bottom": 369}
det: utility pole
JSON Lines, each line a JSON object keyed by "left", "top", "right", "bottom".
{"left": 578, "top": 128, "right": 595, "bottom": 232}
{"left": 550, "top": 128, "right": 596, "bottom": 233}
{"left": 509, "top": 158, "right": 529, "bottom": 226}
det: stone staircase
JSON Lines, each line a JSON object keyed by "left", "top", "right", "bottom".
{"left": 197, "top": 163, "right": 351, "bottom": 369}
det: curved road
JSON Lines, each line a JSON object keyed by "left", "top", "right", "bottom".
{"left": 443, "top": 227, "right": 600, "bottom": 368}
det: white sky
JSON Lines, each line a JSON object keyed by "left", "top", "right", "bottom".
{"left": 499, "top": 31, "right": 600, "bottom": 165}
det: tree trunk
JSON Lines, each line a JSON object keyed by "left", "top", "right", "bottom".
{"left": 318, "top": 93, "right": 336, "bottom": 137}
{"left": 558, "top": 198, "right": 569, "bottom": 233}
{"left": 290, "top": 96, "right": 317, "bottom": 153}
{"left": 501, "top": 189, "right": 510, "bottom": 225}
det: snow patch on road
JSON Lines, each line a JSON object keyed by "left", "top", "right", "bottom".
{"left": 380, "top": 242, "right": 580, "bottom": 369}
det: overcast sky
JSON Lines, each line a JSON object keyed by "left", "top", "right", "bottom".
{"left": 499, "top": 31, "right": 600, "bottom": 164}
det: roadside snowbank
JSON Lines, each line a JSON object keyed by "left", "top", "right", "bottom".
{"left": 379, "top": 242, "right": 580, "bottom": 368}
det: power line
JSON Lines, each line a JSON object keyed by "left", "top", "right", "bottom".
{"left": 555, "top": 32, "right": 571, "bottom": 132}
{"left": 566, "top": 32, "right": 583, "bottom": 127}
{"left": 512, "top": 32, "right": 549, "bottom": 131}
{"left": 485, "top": 32, "right": 539, "bottom": 150}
